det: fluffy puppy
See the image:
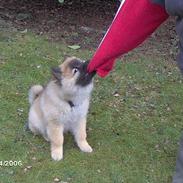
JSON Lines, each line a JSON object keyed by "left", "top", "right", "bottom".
{"left": 28, "top": 57, "right": 95, "bottom": 161}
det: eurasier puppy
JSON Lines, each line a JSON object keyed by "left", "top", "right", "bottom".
{"left": 28, "top": 57, "right": 95, "bottom": 161}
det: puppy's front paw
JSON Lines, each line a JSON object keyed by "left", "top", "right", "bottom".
{"left": 78, "top": 141, "right": 93, "bottom": 153}
{"left": 51, "top": 147, "right": 63, "bottom": 161}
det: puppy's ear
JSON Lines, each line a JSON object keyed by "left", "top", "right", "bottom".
{"left": 63, "top": 54, "right": 71, "bottom": 60}
{"left": 51, "top": 67, "right": 62, "bottom": 81}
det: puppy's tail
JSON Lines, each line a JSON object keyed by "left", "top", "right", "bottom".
{"left": 28, "top": 85, "right": 43, "bottom": 105}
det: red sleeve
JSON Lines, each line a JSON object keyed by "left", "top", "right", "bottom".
{"left": 87, "top": 0, "right": 169, "bottom": 77}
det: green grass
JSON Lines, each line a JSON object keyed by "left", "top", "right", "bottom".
{"left": 0, "top": 29, "right": 183, "bottom": 183}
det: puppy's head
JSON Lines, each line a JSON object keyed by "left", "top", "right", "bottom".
{"left": 52, "top": 57, "right": 95, "bottom": 95}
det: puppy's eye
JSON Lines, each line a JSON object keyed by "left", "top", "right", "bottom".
{"left": 72, "top": 68, "right": 78, "bottom": 75}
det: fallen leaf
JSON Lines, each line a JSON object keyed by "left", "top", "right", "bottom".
{"left": 97, "top": 169, "right": 101, "bottom": 173}
{"left": 32, "top": 157, "right": 36, "bottom": 161}
{"left": 26, "top": 165, "right": 32, "bottom": 169}
{"left": 17, "top": 108, "right": 23, "bottom": 112}
{"left": 113, "top": 92, "right": 119, "bottom": 97}
{"left": 54, "top": 177, "right": 60, "bottom": 182}
{"left": 68, "top": 45, "right": 81, "bottom": 50}
{"left": 16, "top": 13, "right": 31, "bottom": 21}
{"left": 58, "top": 0, "right": 64, "bottom": 3}
{"left": 20, "top": 29, "right": 28, "bottom": 34}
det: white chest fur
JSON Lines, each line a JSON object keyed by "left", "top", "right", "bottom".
{"left": 61, "top": 99, "right": 89, "bottom": 132}
{"left": 43, "top": 81, "right": 92, "bottom": 132}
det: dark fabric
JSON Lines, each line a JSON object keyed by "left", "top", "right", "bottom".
{"left": 176, "top": 19, "right": 183, "bottom": 75}
{"left": 151, "top": 0, "right": 165, "bottom": 6}
{"left": 173, "top": 135, "right": 183, "bottom": 183}
{"left": 165, "top": 0, "right": 183, "bottom": 74}
{"left": 165, "top": 1, "right": 183, "bottom": 182}
{"left": 165, "top": 0, "right": 183, "bottom": 17}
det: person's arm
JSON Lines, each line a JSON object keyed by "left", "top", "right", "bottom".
{"left": 87, "top": 0, "right": 169, "bottom": 77}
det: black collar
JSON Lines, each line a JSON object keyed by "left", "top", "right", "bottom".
{"left": 67, "top": 100, "right": 75, "bottom": 108}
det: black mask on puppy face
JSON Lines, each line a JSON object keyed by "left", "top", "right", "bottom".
{"left": 69, "top": 59, "right": 96, "bottom": 87}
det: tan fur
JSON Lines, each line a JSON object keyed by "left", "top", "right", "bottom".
{"left": 28, "top": 57, "right": 93, "bottom": 161}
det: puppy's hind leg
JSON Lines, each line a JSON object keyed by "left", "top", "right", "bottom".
{"left": 46, "top": 123, "right": 64, "bottom": 161}
{"left": 28, "top": 109, "right": 42, "bottom": 135}
{"left": 28, "top": 122, "right": 39, "bottom": 135}
{"left": 73, "top": 118, "right": 93, "bottom": 153}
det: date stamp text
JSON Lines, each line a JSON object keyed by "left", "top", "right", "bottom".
{"left": 0, "top": 160, "right": 22, "bottom": 167}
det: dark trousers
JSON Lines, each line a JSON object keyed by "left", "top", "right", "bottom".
{"left": 165, "top": 1, "right": 183, "bottom": 182}
{"left": 166, "top": 0, "right": 183, "bottom": 74}
{"left": 173, "top": 136, "right": 183, "bottom": 183}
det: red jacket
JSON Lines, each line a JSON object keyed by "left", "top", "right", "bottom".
{"left": 87, "top": 0, "right": 169, "bottom": 77}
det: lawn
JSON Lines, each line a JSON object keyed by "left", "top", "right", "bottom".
{"left": 0, "top": 29, "right": 183, "bottom": 183}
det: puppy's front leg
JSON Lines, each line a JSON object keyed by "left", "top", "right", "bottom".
{"left": 47, "top": 123, "right": 64, "bottom": 161}
{"left": 74, "top": 118, "right": 93, "bottom": 153}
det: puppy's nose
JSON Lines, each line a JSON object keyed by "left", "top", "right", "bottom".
{"left": 84, "top": 61, "right": 96, "bottom": 78}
